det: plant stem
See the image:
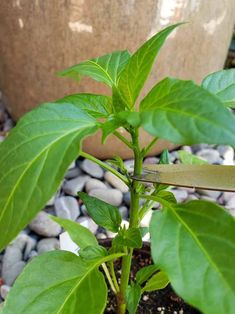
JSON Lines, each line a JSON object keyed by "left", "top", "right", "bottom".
{"left": 141, "top": 137, "right": 159, "bottom": 157}
{"left": 102, "top": 263, "right": 117, "bottom": 294}
{"left": 109, "top": 261, "right": 119, "bottom": 293}
{"left": 113, "top": 131, "right": 133, "bottom": 149}
{"left": 80, "top": 151, "right": 129, "bottom": 185}
{"left": 118, "top": 128, "right": 143, "bottom": 314}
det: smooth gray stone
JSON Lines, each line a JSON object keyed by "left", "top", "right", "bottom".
{"left": 63, "top": 175, "right": 90, "bottom": 196}
{"left": 89, "top": 188, "right": 123, "bottom": 207}
{"left": 55, "top": 196, "right": 80, "bottom": 221}
{"left": 29, "top": 211, "right": 61, "bottom": 237}
{"left": 0, "top": 285, "right": 10, "bottom": 300}
{"left": 37, "top": 238, "right": 60, "bottom": 255}
{"left": 85, "top": 178, "right": 107, "bottom": 193}
{"left": 81, "top": 159, "right": 104, "bottom": 179}
{"left": 2, "top": 261, "right": 26, "bottom": 286}
{"left": 104, "top": 171, "right": 129, "bottom": 193}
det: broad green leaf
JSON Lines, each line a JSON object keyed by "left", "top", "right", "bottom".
{"left": 59, "top": 50, "right": 131, "bottom": 87}
{"left": 178, "top": 150, "right": 207, "bottom": 165}
{"left": 79, "top": 245, "right": 107, "bottom": 260}
{"left": 114, "top": 228, "right": 142, "bottom": 248}
{"left": 78, "top": 192, "right": 122, "bottom": 232}
{"left": 126, "top": 283, "right": 141, "bottom": 314}
{"left": 117, "top": 23, "right": 183, "bottom": 108}
{"left": 140, "top": 78, "right": 235, "bottom": 146}
{"left": 3, "top": 250, "right": 123, "bottom": 314}
{"left": 0, "top": 103, "right": 97, "bottom": 252}
{"left": 56, "top": 93, "right": 111, "bottom": 118}
{"left": 112, "top": 85, "right": 127, "bottom": 112}
{"left": 202, "top": 69, "right": 235, "bottom": 108}
{"left": 136, "top": 264, "right": 158, "bottom": 285}
{"left": 142, "top": 271, "right": 169, "bottom": 292}
{"left": 150, "top": 200, "right": 235, "bottom": 314}
{"left": 159, "top": 149, "right": 170, "bottom": 164}
{"left": 51, "top": 216, "right": 98, "bottom": 249}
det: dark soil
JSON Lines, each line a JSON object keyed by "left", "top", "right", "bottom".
{"left": 101, "top": 241, "right": 201, "bottom": 314}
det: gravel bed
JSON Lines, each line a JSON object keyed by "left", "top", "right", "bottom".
{"left": 0, "top": 96, "right": 235, "bottom": 303}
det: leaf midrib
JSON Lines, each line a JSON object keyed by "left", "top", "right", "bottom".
{"left": 0, "top": 123, "right": 95, "bottom": 223}
{"left": 167, "top": 204, "right": 235, "bottom": 294}
{"left": 57, "top": 254, "right": 123, "bottom": 313}
{"left": 87, "top": 60, "right": 114, "bottom": 86}
{"left": 143, "top": 105, "right": 235, "bottom": 139}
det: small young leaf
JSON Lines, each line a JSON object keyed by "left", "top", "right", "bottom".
{"left": 101, "top": 111, "right": 140, "bottom": 142}
{"left": 51, "top": 216, "right": 98, "bottom": 249}
{"left": 3, "top": 251, "right": 123, "bottom": 314}
{"left": 79, "top": 245, "right": 107, "bottom": 260}
{"left": 78, "top": 192, "right": 122, "bottom": 232}
{"left": 159, "top": 149, "right": 170, "bottom": 164}
{"left": 140, "top": 78, "right": 235, "bottom": 146}
{"left": 114, "top": 228, "right": 142, "bottom": 248}
{"left": 0, "top": 103, "right": 97, "bottom": 252}
{"left": 157, "top": 190, "right": 177, "bottom": 204}
{"left": 126, "top": 283, "right": 142, "bottom": 314}
{"left": 202, "top": 69, "right": 235, "bottom": 108}
{"left": 117, "top": 23, "right": 183, "bottom": 108}
{"left": 150, "top": 200, "right": 235, "bottom": 313}
{"left": 56, "top": 93, "right": 111, "bottom": 118}
{"left": 142, "top": 271, "right": 169, "bottom": 292}
{"left": 59, "top": 50, "right": 131, "bottom": 87}
{"left": 136, "top": 265, "right": 158, "bottom": 285}
{"left": 178, "top": 150, "right": 207, "bottom": 165}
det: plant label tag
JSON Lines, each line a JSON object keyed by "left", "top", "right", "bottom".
{"left": 59, "top": 232, "right": 79, "bottom": 255}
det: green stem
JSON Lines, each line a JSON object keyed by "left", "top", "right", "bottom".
{"left": 80, "top": 151, "right": 129, "bottom": 185}
{"left": 139, "top": 199, "right": 155, "bottom": 222}
{"left": 141, "top": 137, "right": 159, "bottom": 157}
{"left": 102, "top": 263, "right": 117, "bottom": 294}
{"left": 109, "top": 261, "right": 119, "bottom": 293}
{"left": 113, "top": 131, "right": 133, "bottom": 149}
{"left": 118, "top": 128, "right": 143, "bottom": 314}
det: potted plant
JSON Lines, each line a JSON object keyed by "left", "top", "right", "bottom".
{"left": 0, "top": 23, "right": 235, "bottom": 313}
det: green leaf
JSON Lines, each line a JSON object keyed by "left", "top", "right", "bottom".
{"left": 202, "top": 69, "right": 235, "bottom": 108}
{"left": 79, "top": 245, "right": 108, "bottom": 260}
{"left": 178, "top": 150, "right": 207, "bottom": 165}
{"left": 114, "top": 228, "right": 142, "bottom": 249}
{"left": 78, "top": 192, "right": 122, "bottom": 232}
{"left": 0, "top": 103, "right": 97, "bottom": 252}
{"left": 0, "top": 304, "right": 4, "bottom": 313}
{"left": 157, "top": 190, "right": 177, "bottom": 204}
{"left": 101, "top": 111, "right": 140, "bottom": 142}
{"left": 117, "top": 23, "right": 183, "bottom": 108}
{"left": 136, "top": 265, "right": 158, "bottom": 285}
{"left": 159, "top": 149, "right": 170, "bottom": 164}
{"left": 112, "top": 85, "right": 127, "bottom": 112}
{"left": 59, "top": 50, "right": 131, "bottom": 87}
{"left": 126, "top": 283, "right": 141, "bottom": 314}
{"left": 3, "top": 250, "right": 123, "bottom": 314}
{"left": 142, "top": 271, "right": 169, "bottom": 292}
{"left": 150, "top": 200, "right": 235, "bottom": 314}
{"left": 56, "top": 93, "right": 111, "bottom": 118}
{"left": 51, "top": 216, "right": 98, "bottom": 249}
{"left": 140, "top": 78, "right": 235, "bottom": 146}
